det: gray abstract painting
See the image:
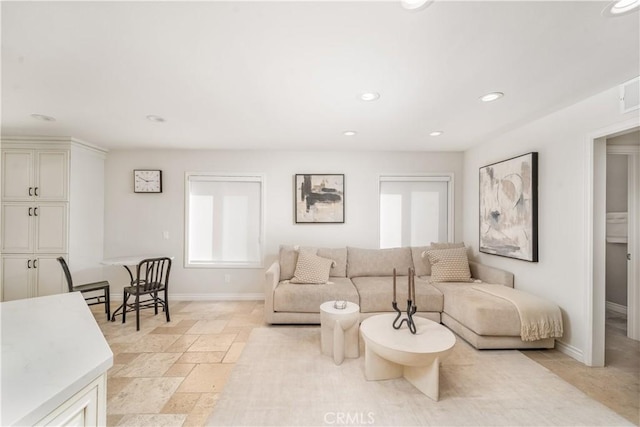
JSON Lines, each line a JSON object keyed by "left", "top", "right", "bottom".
{"left": 295, "top": 174, "right": 344, "bottom": 223}
{"left": 479, "top": 152, "right": 538, "bottom": 262}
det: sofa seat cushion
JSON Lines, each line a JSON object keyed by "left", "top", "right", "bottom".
{"left": 273, "top": 277, "right": 359, "bottom": 313}
{"left": 432, "top": 282, "right": 521, "bottom": 336}
{"left": 352, "top": 276, "right": 443, "bottom": 313}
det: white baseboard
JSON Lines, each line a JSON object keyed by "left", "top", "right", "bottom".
{"left": 606, "top": 301, "right": 628, "bottom": 316}
{"left": 172, "top": 293, "right": 265, "bottom": 301}
{"left": 110, "top": 293, "right": 265, "bottom": 301}
{"left": 555, "top": 340, "right": 584, "bottom": 363}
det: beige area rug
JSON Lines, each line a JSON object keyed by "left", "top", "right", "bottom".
{"left": 207, "top": 327, "right": 632, "bottom": 426}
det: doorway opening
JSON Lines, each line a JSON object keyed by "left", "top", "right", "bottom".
{"left": 587, "top": 120, "right": 639, "bottom": 367}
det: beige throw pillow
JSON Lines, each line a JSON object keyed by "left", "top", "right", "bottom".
{"left": 290, "top": 251, "right": 335, "bottom": 284}
{"left": 416, "top": 242, "right": 465, "bottom": 277}
{"left": 425, "top": 247, "right": 471, "bottom": 282}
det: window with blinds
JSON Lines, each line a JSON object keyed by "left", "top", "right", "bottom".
{"left": 185, "top": 173, "right": 264, "bottom": 268}
{"left": 379, "top": 175, "right": 453, "bottom": 248}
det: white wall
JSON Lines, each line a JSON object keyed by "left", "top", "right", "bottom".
{"left": 69, "top": 144, "right": 106, "bottom": 284}
{"left": 462, "top": 86, "right": 639, "bottom": 361}
{"left": 104, "top": 150, "right": 463, "bottom": 298}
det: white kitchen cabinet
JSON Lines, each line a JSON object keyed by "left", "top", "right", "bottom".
{"left": 1, "top": 149, "right": 69, "bottom": 201}
{"left": 1, "top": 255, "right": 65, "bottom": 301}
{"left": 1, "top": 202, "right": 68, "bottom": 253}
{"left": 1, "top": 255, "right": 31, "bottom": 301}
{"left": 36, "top": 375, "right": 104, "bottom": 426}
{"left": 1, "top": 137, "right": 105, "bottom": 302}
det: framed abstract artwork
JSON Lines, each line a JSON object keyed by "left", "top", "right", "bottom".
{"left": 479, "top": 152, "right": 538, "bottom": 262}
{"left": 295, "top": 174, "right": 344, "bottom": 223}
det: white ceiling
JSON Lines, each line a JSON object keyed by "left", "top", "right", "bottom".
{"left": 2, "top": 1, "right": 639, "bottom": 151}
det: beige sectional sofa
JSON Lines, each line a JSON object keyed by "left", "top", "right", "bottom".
{"left": 264, "top": 245, "right": 558, "bottom": 349}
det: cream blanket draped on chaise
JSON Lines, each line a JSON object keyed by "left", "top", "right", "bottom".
{"left": 472, "top": 284, "right": 563, "bottom": 341}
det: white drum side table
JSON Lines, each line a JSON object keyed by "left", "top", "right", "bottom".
{"left": 360, "top": 313, "right": 456, "bottom": 401}
{"left": 320, "top": 301, "right": 360, "bottom": 365}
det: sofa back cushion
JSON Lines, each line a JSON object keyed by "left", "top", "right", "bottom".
{"left": 411, "top": 246, "right": 431, "bottom": 276}
{"left": 317, "top": 247, "right": 347, "bottom": 277}
{"left": 347, "top": 246, "right": 413, "bottom": 278}
{"left": 279, "top": 245, "right": 300, "bottom": 281}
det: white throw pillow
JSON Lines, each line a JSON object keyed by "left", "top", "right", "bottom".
{"left": 425, "top": 247, "right": 472, "bottom": 282}
{"left": 290, "top": 251, "right": 335, "bottom": 284}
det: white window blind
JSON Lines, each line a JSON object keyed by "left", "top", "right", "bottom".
{"left": 379, "top": 175, "right": 452, "bottom": 248}
{"left": 185, "top": 173, "right": 264, "bottom": 268}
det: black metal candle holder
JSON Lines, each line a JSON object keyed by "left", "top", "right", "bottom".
{"left": 392, "top": 300, "right": 417, "bottom": 334}
{"left": 391, "top": 267, "right": 417, "bottom": 334}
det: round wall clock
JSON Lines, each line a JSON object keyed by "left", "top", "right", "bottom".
{"left": 134, "top": 169, "right": 162, "bottom": 193}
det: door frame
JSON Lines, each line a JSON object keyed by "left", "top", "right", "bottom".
{"left": 585, "top": 118, "right": 639, "bottom": 366}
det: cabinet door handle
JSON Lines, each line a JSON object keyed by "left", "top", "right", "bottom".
{"left": 34, "top": 187, "right": 39, "bottom": 197}
{"left": 28, "top": 207, "right": 33, "bottom": 216}
{"left": 27, "top": 260, "right": 32, "bottom": 269}
{"left": 34, "top": 259, "right": 38, "bottom": 268}
{"left": 28, "top": 187, "right": 33, "bottom": 196}
{"left": 34, "top": 207, "right": 39, "bottom": 216}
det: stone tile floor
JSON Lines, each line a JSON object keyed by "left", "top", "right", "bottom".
{"left": 521, "top": 310, "right": 639, "bottom": 425}
{"left": 95, "top": 300, "right": 263, "bottom": 426}
{"left": 92, "top": 302, "right": 639, "bottom": 426}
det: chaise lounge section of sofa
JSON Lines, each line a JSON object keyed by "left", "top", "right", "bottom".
{"left": 264, "top": 245, "right": 560, "bottom": 350}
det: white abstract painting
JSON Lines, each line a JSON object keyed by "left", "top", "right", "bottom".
{"left": 479, "top": 152, "right": 538, "bottom": 262}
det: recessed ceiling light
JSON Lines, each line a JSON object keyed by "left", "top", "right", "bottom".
{"left": 602, "top": 0, "right": 640, "bottom": 16}
{"left": 480, "top": 92, "right": 505, "bottom": 103}
{"left": 429, "top": 131, "right": 443, "bottom": 137}
{"left": 30, "top": 114, "right": 56, "bottom": 122}
{"left": 359, "top": 92, "right": 380, "bottom": 101}
{"left": 343, "top": 130, "right": 357, "bottom": 136}
{"left": 401, "top": 0, "right": 434, "bottom": 11}
{"left": 146, "top": 115, "right": 166, "bottom": 123}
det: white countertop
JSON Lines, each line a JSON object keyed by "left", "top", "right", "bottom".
{"left": 1, "top": 292, "right": 113, "bottom": 426}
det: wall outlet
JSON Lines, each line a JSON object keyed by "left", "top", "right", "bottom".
{"left": 224, "top": 274, "right": 231, "bottom": 283}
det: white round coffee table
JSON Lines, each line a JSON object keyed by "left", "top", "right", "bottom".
{"left": 360, "top": 313, "right": 456, "bottom": 401}
{"left": 320, "top": 301, "right": 360, "bottom": 365}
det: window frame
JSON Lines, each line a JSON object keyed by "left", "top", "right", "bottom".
{"left": 184, "top": 171, "right": 265, "bottom": 269}
{"left": 377, "top": 173, "right": 455, "bottom": 248}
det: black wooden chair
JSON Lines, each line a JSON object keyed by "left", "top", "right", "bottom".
{"left": 122, "top": 257, "right": 172, "bottom": 331}
{"left": 57, "top": 257, "right": 111, "bottom": 320}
